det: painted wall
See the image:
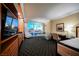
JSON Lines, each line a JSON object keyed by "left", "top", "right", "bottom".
{"left": 51, "top": 12, "right": 79, "bottom": 37}
{"left": 44, "top": 20, "right": 52, "bottom": 34}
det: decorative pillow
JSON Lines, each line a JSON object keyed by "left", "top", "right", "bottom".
{"left": 52, "top": 33, "right": 61, "bottom": 41}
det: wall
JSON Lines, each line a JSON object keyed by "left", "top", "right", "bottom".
{"left": 44, "top": 20, "right": 52, "bottom": 34}
{"left": 51, "top": 12, "right": 79, "bottom": 37}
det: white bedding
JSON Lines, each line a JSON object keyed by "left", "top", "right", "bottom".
{"left": 60, "top": 38, "right": 79, "bottom": 49}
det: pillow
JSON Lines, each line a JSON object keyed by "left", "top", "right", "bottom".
{"left": 45, "top": 33, "right": 53, "bottom": 40}
{"left": 25, "top": 31, "right": 32, "bottom": 38}
{"left": 52, "top": 33, "right": 61, "bottom": 41}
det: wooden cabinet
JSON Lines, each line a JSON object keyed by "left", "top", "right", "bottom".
{"left": 0, "top": 34, "right": 23, "bottom": 56}
{"left": 18, "top": 33, "right": 24, "bottom": 47}
{"left": 1, "top": 48, "right": 10, "bottom": 56}
{"left": 0, "top": 35, "right": 18, "bottom": 56}
{"left": 9, "top": 38, "right": 18, "bottom": 56}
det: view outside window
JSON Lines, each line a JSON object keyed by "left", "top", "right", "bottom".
{"left": 27, "top": 21, "right": 43, "bottom": 35}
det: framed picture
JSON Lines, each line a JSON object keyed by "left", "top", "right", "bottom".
{"left": 56, "top": 23, "right": 64, "bottom": 32}
{"left": 76, "top": 26, "right": 79, "bottom": 37}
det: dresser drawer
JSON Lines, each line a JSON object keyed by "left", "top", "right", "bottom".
{"left": 9, "top": 39, "right": 18, "bottom": 56}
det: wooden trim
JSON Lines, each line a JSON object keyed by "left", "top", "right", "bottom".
{"left": 3, "top": 3, "right": 18, "bottom": 18}
{"left": 0, "top": 4, "right": 1, "bottom": 43}
{"left": 76, "top": 26, "right": 79, "bottom": 37}
{"left": 2, "top": 4, "right": 18, "bottom": 19}
{"left": 0, "top": 4, "right": 1, "bottom": 54}
{"left": 18, "top": 3, "right": 23, "bottom": 19}
{"left": 0, "top": 37, "right": 18, "bottom": 55}
{"left": 0, "top": 34, "right": 18, "bottom": 45}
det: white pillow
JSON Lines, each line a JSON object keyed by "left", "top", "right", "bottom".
{"left": 45, "top": 33, "right": 51, "bottom": 40}
{"left": 25, "top": 32, "right": 32, "bottom": 38}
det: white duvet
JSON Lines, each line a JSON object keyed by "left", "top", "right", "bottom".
{"left": 60, "top": 38, "right": 79, "bottom": 49}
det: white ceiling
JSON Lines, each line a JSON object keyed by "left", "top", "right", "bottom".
{"left": 20, "top": 3, "right": 79, "bottom": 23}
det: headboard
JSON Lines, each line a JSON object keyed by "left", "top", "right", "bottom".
{"left": 76, "top": 26, "right": 79, "bottom": 38}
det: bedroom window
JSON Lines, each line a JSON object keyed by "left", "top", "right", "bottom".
{"left": 27, "top": 21, "right": 44, "bottom": 35}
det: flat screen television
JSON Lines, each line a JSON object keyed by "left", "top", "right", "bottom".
{"left": 1, "top": 4, "right": 18, "bottom": 40}
{"left": 3, "top": 16, "right": 18, "bottom": 39}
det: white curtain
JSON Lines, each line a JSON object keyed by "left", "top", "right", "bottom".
{"left": 24, "top": 23, "right": 32, "bottom": 38}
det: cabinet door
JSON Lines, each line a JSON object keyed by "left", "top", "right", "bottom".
{"left": 1, "top": 39, "right": 18, "bottom": 56}
{"left": 18, "top": 34, "right": 23, "bottom": 47}
{"left": 1, "top": 48, "right": 10, "bottom": 56}
{"left": 9, "top": 39, "right": 18, "bottom": 56}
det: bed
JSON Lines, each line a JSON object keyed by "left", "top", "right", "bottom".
{"left": 57, "top": 38, "right": 79, "bottom": 56}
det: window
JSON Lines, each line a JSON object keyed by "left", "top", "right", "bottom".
{"left": 27, "top": 21, "right": 44, "bottom": 35}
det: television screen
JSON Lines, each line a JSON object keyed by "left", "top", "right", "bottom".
{"left": 3, "top": 16, "right": 18, "bottom": 39}
{"left": 11, "top": 18, "right": 18, "bottom": 34}
{"left": 5, "top": 16, "right": 12, "bottom": 29}
{"left": 12, "top": 19, "right": 18, "bottom": 27}
{"left": 1, "top": 5, "right": 18, "bottom": 40}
